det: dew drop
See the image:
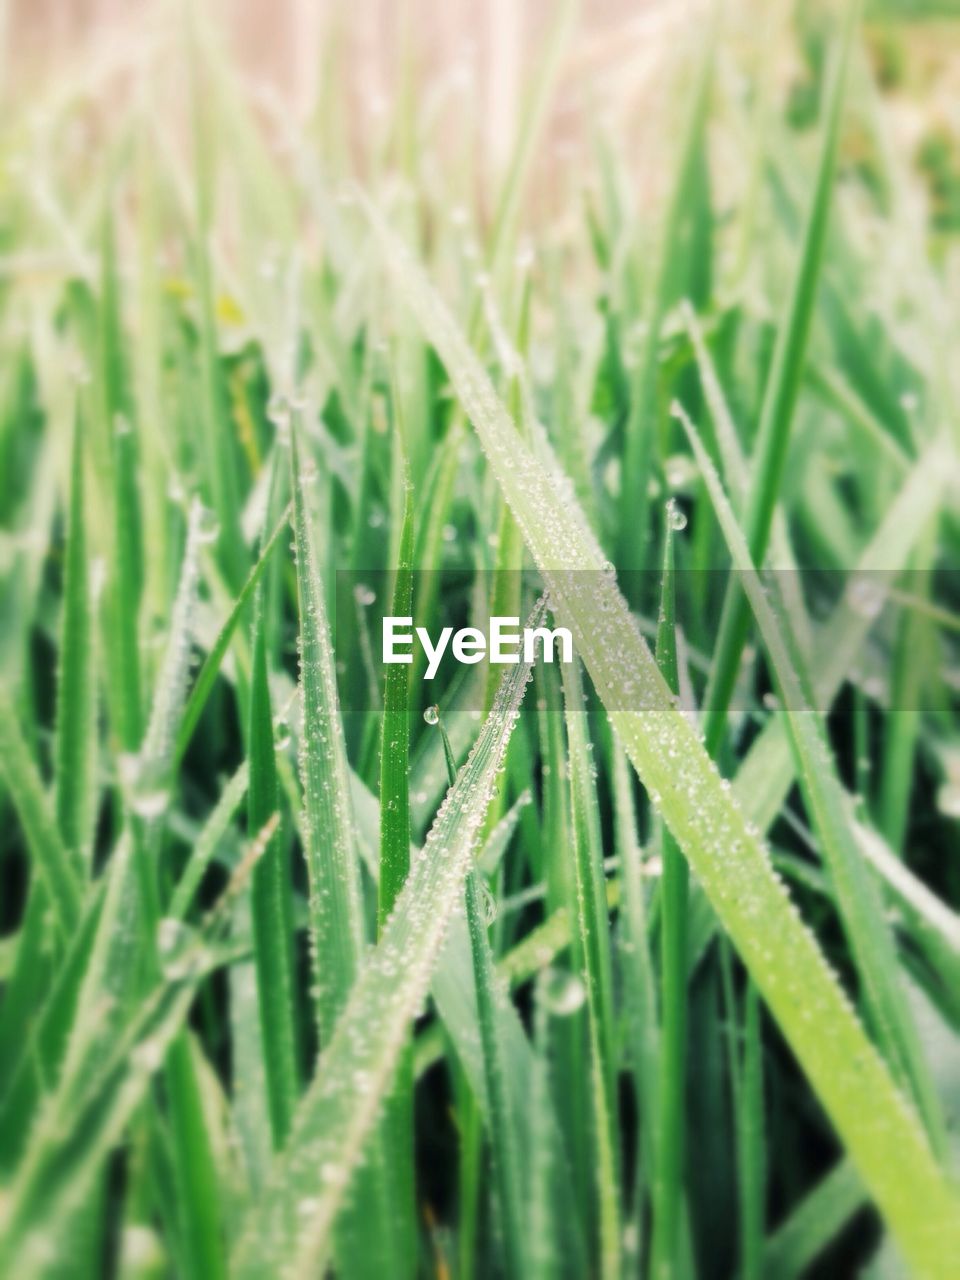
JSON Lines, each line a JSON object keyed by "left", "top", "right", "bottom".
{"left": 195, "top": 506, "right": 221, "bottom": 546}
{"left": 848, "top": 575, "right": 885, "bottom": 620}
{"left": 423, "top": 705, "right": 440, "bottom": 726}
{"left": 131, "top": 789, "right": 168, "bottom": 820}
{"left": 539, "top": 968, "right": 586, "bottom": 1017}
{"left": 665, "top": 498, "right": 687, "bottom": 531}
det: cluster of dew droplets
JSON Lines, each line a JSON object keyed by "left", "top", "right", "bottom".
{"left": 847, "top": 572, "right": 887, "bottom": 622}
{"left": 664, "top": 496, "right": 687, "bottom": 532}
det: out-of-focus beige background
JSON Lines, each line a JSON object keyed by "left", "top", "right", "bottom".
{"left": 4, "top": 2, "right": 958, "bottom": 236}
{"left": 0, "top": 0, "right": 743, "bottom": 230}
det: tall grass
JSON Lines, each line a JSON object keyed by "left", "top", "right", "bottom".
{"left": 1, "top": 3, "right": 960, "bottom": 1278}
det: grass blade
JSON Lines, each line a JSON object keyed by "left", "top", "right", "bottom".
{"left": 561, "top": 656, "right": 620, "bottom": 1279}
{"left": 466, "top": 870, "right": 526, "bottom": 1277}
{"left": 289, "top": 428, "right": 364, "bottom": 1042}
{"left": 618, "top": 7, "right": 716, "bottom": 580}
{"left": 650, "top": 516, "right": 689, "bottom": 1280}
{"left": 54, "top": 408, "right": 96, "bottom": 872}
{"left": 100, "top": 210, "right": 143, "bottom": 754}
{"left": 175, "top": 503, "right": 291, "bottom": 767}
{"left": 702, "top": 0, "right": 860, "bottom": 750}
{"left": 378, "top": 471, "right": 414, "bottom": 928}
{"left": 762, "top": 1157, "right": 864, "bottom": 1280}
{"left": 370, "top": 215, "right": 960, "bottom": 1275}
{"left": 231, "top": 612, "right": 539, "bottom": 1278}
{"left": 677, "top": 399, "right": 946, "bottom": 1151}
{"left": 247, "top": 586, "right": 299, "bottom": 1147}
{"left": 169, "top": 762, "right": 249, "bottom": 922}
{"left": 0, "top": 690, "right": 81, "bottom": 935}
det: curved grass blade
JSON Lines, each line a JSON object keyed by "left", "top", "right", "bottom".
{"left": 169, "top": 762, "right": 249, "bottom": 922}
{"left": 720, "top": 956, "right": 765, "bottom": 1280}
{"left": 290, "top": 425, "right": 412, "bottom": 1278}
{"left": 731, "top": 438, "right": 950, "bottom": 837}
{"left": 247, "top": 586, "right": 299, "bottom": 1148}
{"left": 762, "top": 1157, "right": 864, "bottom": 1280}
{"left": 54, "top": 408, "right": 96, "bottom": 872}
{"left": 677, "top": 400, "right": 946, "bottom": 1153}
{"left": 466, "top": 871, "right": 527, "bottom": 1277}
{"left": 231, "top": 613, "right": 539, "bottom": 1279}
{"left": 0, "top": 886, "right": 104, "bottom": 1171}
{"left": 0, "top": 688, "right": 81, "bottom": 935}
{"left": 702, "top": 0, "right": 860, "bottom": 750}
{"left": 289, "top": 427, "right": 364, "bottom": 1041}
{"left": 560, "top": 656, "right": 620, "bottom": 1280}
{"left": 122, "top": 501, "right": 229, "bottom": 1280}
{"left": 368, "top": 214, "right": 960, "bottom": 1276}
{"left": 351, "top": 761, "right": 587, "bottom": 1276}
{"left": 174, "top": 502, "right": 291, "bottom": 767}
{"left": 0, "top": 922, "right": 224, "bottom": 1277}
{"left": 430, "top": 693, "right": 529, "bottom": 1278}
{"left": 855, "top": 820, "right": 960, "bottom": 1010}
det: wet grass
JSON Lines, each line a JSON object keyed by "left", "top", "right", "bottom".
{"left": 1, "top": 2, "right": 960, "bottom": 1277}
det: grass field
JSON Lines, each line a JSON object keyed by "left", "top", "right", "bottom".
{"left": 1, "top": 1, "right": 960, "bottom": 1276}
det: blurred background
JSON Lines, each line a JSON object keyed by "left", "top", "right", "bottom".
{"left": 2, "top": 1, "right": 958, "bottom": 246}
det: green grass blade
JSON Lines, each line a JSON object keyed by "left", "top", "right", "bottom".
{"left": 0, "top": 887, "right": 104, "bottom": 1171}
{"left": 732, "top": 439, "right": 950, "bottom": 837}
{"left": 702, "top": 0, "right": 860, "bottom": 750}
{"left": 736, "top": 980, "right": 766, "bottom": 1280}
{"left": 289, "top": 426, "right": 364, "bottom": 1040}
{"left": 175, "top": 503, "right": 291, "bottom": 767}
{"left": 231, "top": 620, "right": 538, "bottom": 1278}
{"left": 677, "top": 401, "right": 946, "bottom": 1151}
{"left": 54, "top": 408, "right": 96, "bottom": 873}
{"left": 0, "top": 689, "right": 81, "bottom": 935}
{"left": 378, "top": 475, "right": 414, "bottom": 929}
{"left": 247, "top": 586, "right": 299, "bottom": 1147}
{"left": 0, "top": 927, "right": 219, "bottom": 1277}
{"left": 466, "top": 871, "right": 527, "bottom": 1277}
{"left": 370, "top": 219, "right": 960, "bottom": 1275}
{"left": 99, "top": 211, "right": 143, "bottom": 754}
{"left": 376, "top": 460, "right": 418, "bottom": 1270}
{"left": 484, "top": 0, "right": 575, "bottom": 286}
{"left": 651, "top": 518, "right": 689, "bottom": 1280}
{"left": 126, "top": 501, "right": 229, "bottom": 1280}
{"left": 609, "top": 742, "right": 657, "bottom": 1172}
{"left": 617, "top": 8, "right": 716, "bottom": 579}
{"left": 168, "top": 762, "right": 249, "bottom": 924}
{"left": 878, "top": 533, "right": 935, "bottom": 852}
{"left": 560, "top": 656, "right": 621, "bottom": 1279}
{"left": 855, "top": 821, "right": 960, "bottom": 1009}
{"left": 351, "top": 762, "right": 588, "bottom": 1276}
{"left": 762, "top": 1157, "right": 864, "bottom": 1280}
